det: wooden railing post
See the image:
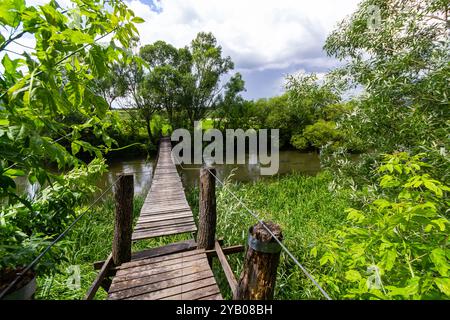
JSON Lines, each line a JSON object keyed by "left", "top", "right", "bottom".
{"left": 234, "top": 221, "right": 283, "bottom": 300}
{"left": 197, "top": 166, "right": 217, "bottom": 254}
{"left": 112, "top": 174, "right": 134, "bottom": 266}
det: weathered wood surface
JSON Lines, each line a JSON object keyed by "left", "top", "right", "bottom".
{"left": 214, "top": 241, "right": 238, "bottom": 296}
{"left": 132, "top": 137, "right": 197, "bottom": 241}
{"left": 108, "top": 249, "right": 222, "bottom": 300}
{"left": 85, "top": 253, "right": 114, "bottom": 300}
{"left": 197, "top": 166, "right": 217, "bottom": 251}
{"left": 234, "top": 221, "right": 283, "bottom": 300}
{"left": 112, "top": 175, "right": 134, "bottom": 265}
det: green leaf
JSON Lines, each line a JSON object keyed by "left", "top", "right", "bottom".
{"left": 71, "top": 141, "right": 81, "bottom": 156}
{"left": 131, "top": 17, "right": 145, "bottom": 23}
{"left": 382, "top": 249, "right": 397, "bottom": 271}
{"left": 430, "top": 249, "right": 449, "bottom": 277}
{"left": 4, "top": 168, "right": 25, "bottom": 178}
{"left": 345, "top": 270, "right": 361, "bottom": 282}
{"left": 434, "top": 278, "right": 450, "bottom": 297}
{"left": 0, "top": 0, "right": 25, "bottom": 27}
{"left": 62, "top": 29, "right": 94, "bottom": 44}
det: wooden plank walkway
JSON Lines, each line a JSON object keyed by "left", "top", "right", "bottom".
{"left": 132, "top": 137, "right": 197, "bottom": 241}
{"left": 108, "top": 249, "right": 222, "bottom": 300}
{"left": 107, "top": 138, "right": 222, "bottom": 300}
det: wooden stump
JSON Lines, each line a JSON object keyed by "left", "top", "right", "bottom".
{"left": 234, "top": 221, "right": 283, "bottom": 300}
{"left": 112, "top": 174, "right": 134, "bottom": 266}
{"left": 197, "top": 166, "right": 217, "bottom": 252}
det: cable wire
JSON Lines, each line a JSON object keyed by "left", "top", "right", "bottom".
{"left": 0, "top": 175, "right": 121, "bottom": 299}
{"left": 204, "top": 166, "right": 332, "bottom": 300}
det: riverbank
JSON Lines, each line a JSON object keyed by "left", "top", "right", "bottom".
{"left": 34, "top": 171, "right": 351, "bottom": 299}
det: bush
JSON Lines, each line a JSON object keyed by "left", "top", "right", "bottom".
{"left": 290, "top": 134, "right": 309, "bottom": 150}
{"left": 315, "top": 152, "right": 450, "bottom": 299}
{"left": 303, "top": 120, "right": 342, "bottom": 148}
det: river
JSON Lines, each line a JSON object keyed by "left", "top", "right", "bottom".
{"left": 16, "top": 150, "right": 321, "bottom": 198}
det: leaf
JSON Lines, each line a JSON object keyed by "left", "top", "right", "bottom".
{"left": 71, "top": 141, "right": 81, "bottom": 156}
{"left": 88, "top": 45, "right": 107, "bottom": 77}
{"left": 310, "top": 246, "right": 318, "bottom": 258}
{"left": 4, "top": 168, "right": 25, "bottom": 178}
{"left": 131, "top": 17, "right": 145, "bottom": 23}
{"left": 62, "top": 29, "right": 94, "bottom": 44}
{"left": 0, "top": 0, "right": 25, "bottom": 27}
{"left": 434, "top": 278, "right": 450, "bottom": 297}
{"left": 382, "top": 249, "right": 397, "bottom": 271}
{"left": 430, "top": 249, "right": 449, "bottom": 277}
{"left": 320, "top": 252, "right": 335, "bottom": 266}
{"left": 345, "top": 270, "right": 361, "bottom": 282}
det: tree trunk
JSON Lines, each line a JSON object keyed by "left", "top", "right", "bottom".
{"left": 145, "top": 116, "right": 153, "bottom": 145}
{"left": 112, "top": 174, "right": 134, "bottom": 266}
{"left": 234, "top": 221, "right": 282, "bottom": 300}
{"left": 197, "top": 166, "right": 217, "bottom": 252}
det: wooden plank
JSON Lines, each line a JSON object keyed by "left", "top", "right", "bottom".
{"left": 205, "top": 245, "right": 245, "bottom": 258}
{"left": 109, "top": 262, "right": 211, "bottom": 293}
{"left": 132, "top": 225, "right": 197, "bottom": 240}
{"left": 109, "top": 269, "right": 214, "bottom": 300}
{"left": 214, "top": 241, "right": 238, "bottom": 296}
{"left": 198, "top": 293, "right": 223, "bottom": 300}
{"left": 133, "top": 217, "right": 195, "bottom": 230}
{"left": 113, "top": 257, "right": 209, "bottom": 282}
{"left": 125, "top": 277, "right": 218, "bottom": 300}
{"left": 134, "top": 223, "right": 196, "bottom": 234}
{"left": 131, "top": 240, "right": 197, "bottom": 261}
{"left": 116, "top": 251, "right": 205, "bottom": 275}
{"left": 134, "top": 221, "right": 196, "bottom": 233}
{"left": 161, "top": 284, "right": 222, "bottom": 300}
{"left": 94, "top": 240, "right": 197, "bottom": 269}
{"left": 85, "top": 253, "right": 114, "bottom": 300}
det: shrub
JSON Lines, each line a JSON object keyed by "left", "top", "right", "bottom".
{"left": 315, "top": 152, "right": 450, "bottom": 299}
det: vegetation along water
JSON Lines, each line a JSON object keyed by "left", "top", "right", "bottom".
{"left": 0, "top": 0, "right": 448, "bottom": 301}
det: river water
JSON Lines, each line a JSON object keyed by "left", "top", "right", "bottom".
{"left": 16, "top": 150, "right": 321, "bottom": 198}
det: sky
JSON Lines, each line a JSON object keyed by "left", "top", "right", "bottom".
{"left": 8, "top": 0, "right": 362, "bottom": 100}
{"left": 125, "top": 0, "right": 361, "bottom": 99}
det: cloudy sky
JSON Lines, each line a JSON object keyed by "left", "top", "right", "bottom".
{"left": 9, "top": 0, "right": 361, "bottom": 99}
{"left": 126, "top": 0, "right": 361, "bottom": 99}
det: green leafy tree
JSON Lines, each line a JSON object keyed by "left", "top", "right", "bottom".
{"left": 324, "top": 0, "right": 450, "bottom": 183}
{"left": 0, "top": 0, "right": 142, "bottom": 284}
{"left": 186, "top": 32, "right": 234, "bottom": 127}
{"left": 315, "top": 152, "right": 450, "bottom": 299}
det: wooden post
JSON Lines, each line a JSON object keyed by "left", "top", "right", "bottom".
{"left": 234, "top": 221, "right": 283, "bottom": 300}
{"left": 112, "top": 174, "right": 134, "bottom": 266}
{"left": 197, "top": 166, "right": 217, "bottom": 253}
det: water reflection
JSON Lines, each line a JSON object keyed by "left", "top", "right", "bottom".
{"left": 14, "top": 151, "right": 321, "bottom": 198}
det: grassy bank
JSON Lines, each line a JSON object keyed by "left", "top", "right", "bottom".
{"left": 186, "top": 171, "right": 352, "bottom": 300}
{"left": 35, "top": 194, "right": 190, "bottom": 300}
{"left": 35, "top": 171, "right": 351, "bottom": 300}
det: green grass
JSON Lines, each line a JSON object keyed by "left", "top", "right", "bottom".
{"left": 35, "top": 171, "right": 351, "bottom": 300}
{"left": 186, "top": 171, "right": 352, "bottom": 299}
{"left": 35, "top": 194, "right": 191, "bottom": 300}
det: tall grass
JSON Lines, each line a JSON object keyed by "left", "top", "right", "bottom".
{"left": 186, "top": 171, "right": 352, "bottom": 299}
{"left": 36, "top": 171, "right": 351, "bottom": 300}
{"left": 35, "top": 194, "right": 190, "bottom": 300}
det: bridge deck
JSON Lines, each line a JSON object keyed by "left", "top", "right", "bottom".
{"left": 131, "top": 137, "right": 197, "bottom": 241}
{"left": 108, "top": 249, "right": 222, "bottom": 300}
{"left": 107, "top": 138, "right": 222, "bottom": 300}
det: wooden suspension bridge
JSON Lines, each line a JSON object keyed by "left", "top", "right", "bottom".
{"left": 85, "top": 137, "right": 284, "bottom": 301}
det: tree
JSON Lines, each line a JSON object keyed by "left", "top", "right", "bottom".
{"left": 139, "top": 41, "right": 190, "bottom": 130}
{"left": 186, "top": 32, "right": 234, "bottom": 126}
{"left": 214, "top": 73, "right": 248, "bottom": 129}
{"left": 91, "top": 61, "right": 130, "bottom": 108}
{"left": 324, "top": 0, "right": 450, "bottom": 182}
{"left": 0, "top": 0, "right": 142, "bottom": 284}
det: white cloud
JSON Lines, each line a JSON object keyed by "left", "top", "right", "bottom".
{"left": 3, "top": 0, "right": 361, "bottom": 99}
{"left": 127, "top": 0, "right": 360, "bottom": 73}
